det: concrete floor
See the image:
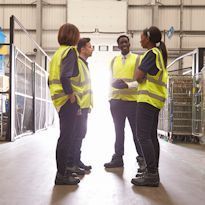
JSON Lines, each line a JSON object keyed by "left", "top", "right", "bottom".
{"left": 0, "top": 123, "right": 205, "bottom": 205}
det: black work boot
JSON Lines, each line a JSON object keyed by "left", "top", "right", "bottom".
{"left": 104, "top": 154, "right": 123, "bottom": 168}
{"left": 131, "top": 171, "right": 160, "bottom": 187}
{"left": 67, "top": 166, "right": 85, "bottom": 176}
{"left": 55, "top": 171, "right": 80, "bottom": 185}
{"left": 78, "top": 161, "right": 92, "bottom": 171}
{"left": 136, "top": 156, "right": 146, "bottom": 173}
{"left": 135, "top": 169, "right": 146, "bottom": 177}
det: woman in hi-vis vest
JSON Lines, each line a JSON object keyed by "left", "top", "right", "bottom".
{"left": 131, "top": 26, "right": 168, "bottom": 187}
{"left": 49, "top": 23, "right": 81, "bottom": 185}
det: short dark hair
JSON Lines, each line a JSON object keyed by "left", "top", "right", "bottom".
{"left": 58, "top": 23, "right": 80, "bottom": 46}
{"left": 117, "top": 35, "right": 129, "bottom": 44}
{"left": 77, "top": 38, "right": 91, "bottom": 52}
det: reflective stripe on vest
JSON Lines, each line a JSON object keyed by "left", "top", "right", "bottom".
{"left": 49, "top": 46, "right": 76, "bottom": 110}
{"left": 146, "top": 73, "right": 167, "bottom": 88}
{"left": 49, "top": 79, "right": 61, "bottom": 85}
{"left": 71, "top": 62, "right": 91, "bottom": 87}
{"left": 76, "top": 89, "right": 92, "bottom": 98}
{"left": 76, "top": 58, "right": 93, "bottom": 109}
{"left": 51, "top": 92, "right": 66, "bottom": 100}
{"left": 112, "top": 89, "right": 138, "bottom": 95}
{"left": 137, "top": 47, "right": 168, "bottom": 109}
{"left": 49, "top": 45, "right": 92, "bottom": 110}
{"left": 137, "top": 90, "right": 166, "bottom": 102}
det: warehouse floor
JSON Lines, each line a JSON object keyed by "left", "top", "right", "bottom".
{"left": 0, "top": 119, "right": 205, "bottom": 205}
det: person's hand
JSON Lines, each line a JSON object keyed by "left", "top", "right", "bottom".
{"left": 112, "top": 79, "right": 128, "bottom": 89}
{"left": 69, "top": 93, "right": 76, "bottom": 103}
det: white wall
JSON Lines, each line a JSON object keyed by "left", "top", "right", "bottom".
{"left": 67, "top": 0, "right": 127, "bottom": 32}
{"left": 1, "top": 0, "right": 205, "bottom": 59}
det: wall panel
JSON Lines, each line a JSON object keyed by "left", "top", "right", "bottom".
{"left": 2, "top": 6, "right": 36, "bottom": 29}
{"left": 42, "top": 31, "right": 58, "bottom": 49}
{"left": 43, "top": 6, "right": 66, "bottom": 30}
{"left": 1, "top": 0, "right": 205, "bottom": 64}
{"left": 128, "top": 0, "right": 150, "bottom": 5}
{"left": 67, "top": 1, "right": 127, "bottom": 32}
{"left": 130, "top": 32, "right": 179, "bottom": 50}
{"left": 183, "top": 36, "right": 205, "bottom": 48}
{"left": 183, "top": 8, "right": 205, "bottom": 30}
{"left": 128, "top": 7, "right": 152, "bottom": 30}
{"left": 0, "top": 0, "right": 34, "bottom": 3}
{"left": 184, "top": 0, "right": 205, "bottom": 5}
{"left": 160, "top": 0, "right": 181, "bottom": 5}
{"left": 13, "top": 32, "right": 36, "bottom": 53}
{"left": 0, "top": 7, "right": 4, "bottom": 27}
{"left": 159, "top": 8, "right": 180, "bottom": 30}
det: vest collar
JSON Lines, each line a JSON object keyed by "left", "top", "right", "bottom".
{"left": 121, "top": 52, "right": 131, "bottom": 59}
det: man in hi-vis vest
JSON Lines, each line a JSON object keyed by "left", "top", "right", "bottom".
{"left": 72, "top": 38, "right": 93, "bottom": 172}
{"left": 104, "top": 35, "right": 145, "bottom": 172}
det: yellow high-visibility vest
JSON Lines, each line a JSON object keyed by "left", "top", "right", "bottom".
{"left": 110, "top": 53, "right": 140, "bottom": 101}
{"left": 137, "top": 47, "right": 168, "bottom": 109}
{"left": 49, "top": 45, "right": 92, "bottom": 111}
{"left": 76, "top": 58, "right": 93, "bottom": 109}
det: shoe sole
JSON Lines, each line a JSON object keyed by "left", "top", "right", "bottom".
{"left": 104, "top": 166, "right": 124, "bottom": 169}
{"left": 104, "top": 164, "right": 124, "bottom": 169}
{"left": 55, "top": 180, "right": 80, "bottom": 185}
{"left": 131, "top": 179, "right": 159, "bottom": 187}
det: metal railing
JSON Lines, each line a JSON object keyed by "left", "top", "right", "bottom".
{"left": 0, "top": 15, "right": 55, "bottom": 141}
{"left": 158, "top": 48, "right": 205, "bottom": 143}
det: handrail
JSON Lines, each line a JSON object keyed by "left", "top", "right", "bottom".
{"left": 167, "top": 49, "right": 197, "bottom": 70}
{"left": 15, "top": 46, "right": 48, "bottom": 74}
{"left": 10, "top": 15, "right": 50, "bottom": 61}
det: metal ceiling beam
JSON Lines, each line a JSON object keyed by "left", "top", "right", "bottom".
{"left": 128, "top": 4, "right": 205, "bottom": 8}
{"left": 152, "top": 0, "right": 159, "bottom": 26}
{"left": 36, "top": 0, "right": 43, "bottom": 66}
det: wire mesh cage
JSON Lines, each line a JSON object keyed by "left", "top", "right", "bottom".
{"left": 158, "top": 75, "right": 194, "bottom": 142}
{"left": 193, "top": 68, "right": 205, "bottom": 144}
{"left": 158, "top": 48, "right": 205, "bottom": 143}
{"left": 201, "top": 69, "right": 205, "bottom": 144}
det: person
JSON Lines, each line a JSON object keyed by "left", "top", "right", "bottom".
{"left": 72, "top": 38, "right": 93, "bottom": 171}
{"left": 104, "top": 35, "right": 145, "bottom": 171}
{"left": 49, "top": 23, "right": 83, "bottom": 185}
{"left": 131, "top": 26, "right": 168, "bottom": 187}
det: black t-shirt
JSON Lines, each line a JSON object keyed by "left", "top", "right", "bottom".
{"left": 138, "top": 50, "right": 159, "bottom": 76}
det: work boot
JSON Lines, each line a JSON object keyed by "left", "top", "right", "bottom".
{"left": 67, "top": 166, "right": 85, "bottom": 176}
{"left": 131, "top": 171, "right": 160, "bottom": 187}
{"left": 55, "top": 171, "right": 80, "bottom": 185}
{"left": 135, "top": 169, "right": 146, "bottom": 177}
{"left": 104, "top": 154, "right": 123, "bottom": 168}
{"left": 136, "top": 156, "right": 146, "bottom": 173}
{"left": 78, "top": 161, "right": 92, "bottom": 171}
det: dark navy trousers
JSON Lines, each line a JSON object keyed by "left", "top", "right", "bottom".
{"left": 73, "top": 109, "right": 89, "bottom": 165}
{"left": 110, "top": 99, "right": 143, "bottom": 157}
{"left": 136, "top": 102, "right": 160, "bottom": 173}
{"left": 56, "top": 100, "right": 79, "bottom": 175}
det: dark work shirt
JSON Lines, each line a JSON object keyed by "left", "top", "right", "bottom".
{"left": 79, "top": 56, "right": 89, "bottom": 68}
{"left": 60, "top": 49, "right": 79, "bottom": 94}
{"left": 138, "top": 50, "right": 159, "bottom": 76}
